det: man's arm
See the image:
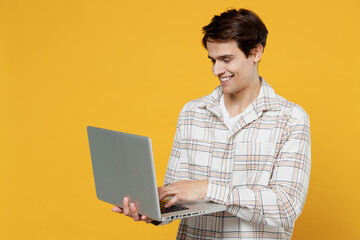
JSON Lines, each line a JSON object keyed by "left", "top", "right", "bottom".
{"left": 163, "top": 105, "right": 185, "bottom": 186}
{"left": 206, "top": 106, "right": 311, "bottom": 228}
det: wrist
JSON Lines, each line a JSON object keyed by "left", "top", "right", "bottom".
{"left": 201, "top": 179, "right": 209, "bottom": 199}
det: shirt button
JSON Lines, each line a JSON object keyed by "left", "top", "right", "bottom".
{"left": 215, "top": 233, "right": 221, "bottom": 238}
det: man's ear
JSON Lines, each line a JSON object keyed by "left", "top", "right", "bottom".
{"left": 252, "top": 44, "right": 263, "bottom": 63}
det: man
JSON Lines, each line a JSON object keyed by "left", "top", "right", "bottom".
{"left": 113, "top": 8, "right": 311, "bottom": 240}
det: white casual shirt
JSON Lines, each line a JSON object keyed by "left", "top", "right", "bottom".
{"left": 164, "top": 78, "right": 311, "bottom": 239}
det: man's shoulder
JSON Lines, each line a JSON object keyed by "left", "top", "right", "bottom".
{"left": 275, "top": 93, "right": 310, "bottom": 123}
{"left": 180, "top": 89, "right": 218, "bottom": 113}
{"left": 182, "top": 96, "right": 207, "bottom": 110}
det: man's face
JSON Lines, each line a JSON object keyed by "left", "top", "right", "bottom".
{"left": 207, "top": 40, "right": 258, "bottom": 96}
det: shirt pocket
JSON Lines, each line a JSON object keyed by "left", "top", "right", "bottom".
{"left": 232, "top": 142, "right": 277, "bottom": 187}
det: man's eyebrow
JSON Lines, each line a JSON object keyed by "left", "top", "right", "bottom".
{"left": 208, "top": 54, "right": 234, "bottom": 59}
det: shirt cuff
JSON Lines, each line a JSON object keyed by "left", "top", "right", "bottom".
{"left": 205, "top": 179, "right": 231, "bottom": 205}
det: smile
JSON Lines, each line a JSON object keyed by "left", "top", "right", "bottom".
{"left": 220, "top": 75, "right": 234, "bottom": 83}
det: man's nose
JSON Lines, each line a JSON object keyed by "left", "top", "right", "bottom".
{"left": 212, "top": 62, "right": 225, "bottom": 76}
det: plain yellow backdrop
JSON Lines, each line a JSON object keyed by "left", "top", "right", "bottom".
{"left": 1, "top": 0, "right": 359, "bottom": 239}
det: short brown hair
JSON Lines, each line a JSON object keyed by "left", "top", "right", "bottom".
{"left": 202, "top": 9, "right": 268, "bottom": 57}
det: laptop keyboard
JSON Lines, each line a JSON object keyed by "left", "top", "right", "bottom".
{"left": 160, "top": 200, "right": 189, "bottom": 214}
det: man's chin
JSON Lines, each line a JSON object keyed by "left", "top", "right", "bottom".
{"left": 221, "top": 85, "right": 232, "bottom": 94}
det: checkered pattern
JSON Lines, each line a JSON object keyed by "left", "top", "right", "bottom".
{"left": 164, "top": 78, "right": 311, "bottom": 240}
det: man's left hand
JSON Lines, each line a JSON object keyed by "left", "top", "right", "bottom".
{"left": 158, "top": 180, "right": 209, "bottom": 208}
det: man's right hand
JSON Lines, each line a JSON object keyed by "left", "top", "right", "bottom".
{"left": 112, "top": 197, "right": 153, "bottom": 223}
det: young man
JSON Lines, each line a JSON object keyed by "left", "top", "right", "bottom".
{"left": 113, "top": 8, "right": 311, "bottom": 240}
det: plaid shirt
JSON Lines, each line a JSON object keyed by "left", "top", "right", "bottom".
{"left": 164, "top": 78, "right": 311, "bottom": 240}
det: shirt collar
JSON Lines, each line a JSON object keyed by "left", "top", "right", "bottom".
{"left": 198, "top": 77, "right": 281, "bottom": 116}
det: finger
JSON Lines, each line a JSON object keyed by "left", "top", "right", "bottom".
{"left": 158, "top": 185, "right": 171, "bottom": 193}
{"left": 158, "top": 192, "right": 165, "bottom": 201}
{"left": 130, "top": 203, "right": 140, "bottom": 221}
{"left": 159, "top": 187, "right": 176, "bottom": 201}
{"left": 141, "top": 215, "right": 153, "bottom": 224}
{"left": 112, "top": 206, "right": 123, "bottom": 213}
{"left": 123, "top": 197, "right": 130, "bottom": 216}
{"left": 165, "top": 196, "right": 179, "bottom": 208}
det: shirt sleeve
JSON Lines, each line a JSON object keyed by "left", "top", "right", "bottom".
{"left": 158, "top": 107, "right": 185, "bottom": 226}
{"left": 205, "top": 106, "right": 311, "bottom": 229}
{"left": 163, "top": 106, "right": 184, "bottom": 186}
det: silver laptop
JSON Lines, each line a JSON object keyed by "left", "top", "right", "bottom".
{"left": 87, "top": 126, "right": 226, "bottom": 222}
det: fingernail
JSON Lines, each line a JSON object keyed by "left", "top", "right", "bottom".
{"left": 130, "top": 203, "right": 134, "bottom": 209}
{"left": 165, "top": 204, "right": 168, "bottom": 208}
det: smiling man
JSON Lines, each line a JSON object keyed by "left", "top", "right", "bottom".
{"left": 113, "top": 8, "right": 311, "bottom": 240}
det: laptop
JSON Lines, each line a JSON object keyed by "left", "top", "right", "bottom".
{"left": 87, "top": 126, "right": 226, "bottom": 222}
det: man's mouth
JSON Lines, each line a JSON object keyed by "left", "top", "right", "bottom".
{"left": 220, "top": 75, "right": 234, "bottom": 83}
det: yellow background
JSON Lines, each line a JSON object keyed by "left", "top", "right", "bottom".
{"left": 1, "top": 0, "right": 359, "bottom": 239}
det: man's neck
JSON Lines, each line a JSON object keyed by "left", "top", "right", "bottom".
{"left": 223, "top": 76, "right": 261, "bottom": 118}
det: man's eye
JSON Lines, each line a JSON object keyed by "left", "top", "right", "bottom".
{"left": 223, "top": 59, "right": 231, "bottom": 63}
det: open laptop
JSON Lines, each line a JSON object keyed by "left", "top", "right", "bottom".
{"left": 87, "top": 126, "right": 226, "bottom": 222}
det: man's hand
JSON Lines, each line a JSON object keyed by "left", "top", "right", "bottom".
{"left": 158, "top": 180, "right": 209, "bottom": 208}
{"left": 112, "top": 197, "right": 153, "bottom": 223}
